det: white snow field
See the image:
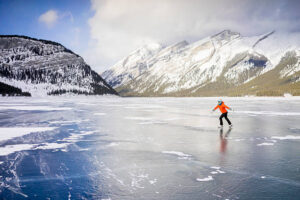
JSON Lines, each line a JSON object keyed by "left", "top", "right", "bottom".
{"left": 0, "top": 96, "right": 299, "bottom": 199}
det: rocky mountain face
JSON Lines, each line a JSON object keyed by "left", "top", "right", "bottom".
{"left": 0, "top": 35, "right": 118, "bottom": 96}
{"left": 102, "top": 30, "right": 300, "bottom": 96}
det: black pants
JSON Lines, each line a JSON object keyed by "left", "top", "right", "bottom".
{"left": 219, "top": 112, "right": 231, "bottom": 125}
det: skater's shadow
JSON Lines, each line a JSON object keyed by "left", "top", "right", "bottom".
{"left": 219, "top": 128, "right": 232, "bottom": 153}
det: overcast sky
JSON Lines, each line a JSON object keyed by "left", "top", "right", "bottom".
{"left": 1, "top": 0, "right": 300, "bottom": 72}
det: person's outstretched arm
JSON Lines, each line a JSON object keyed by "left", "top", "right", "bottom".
{"left": 212, "top": 105, "right": 218, "bottom": 111}
{"left": 224, "top": 104, "right": 232, "bottom": 110}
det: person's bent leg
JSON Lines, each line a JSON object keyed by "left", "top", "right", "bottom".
{"left": 219, "top": 113, "right": 224, "bottom": 125}
{"left": 224, "top": 112, "right": 232, "bottom": 125}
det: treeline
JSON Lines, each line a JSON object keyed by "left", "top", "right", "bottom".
{"left": 48, "top": 85, "right": 118, "bottom": 96}
{"left": 0, "top": 82, "right": 31, "bottom": 96}
{"left": 0, "top": 64, "right": 92, "bottom": 84}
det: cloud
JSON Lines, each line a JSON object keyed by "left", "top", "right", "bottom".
{"left": 86, "top": 0, "right": 300, "bottom": 72}
{"left": 39, "top": 10, "right": 58, "bottom": 28}
{"left": 39, "top": 10, "right": 74, "bottom": 28}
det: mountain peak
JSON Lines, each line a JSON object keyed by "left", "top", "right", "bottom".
{"left": 143, "top": 43, "right": 162, "bottom": 50}
{"left": 136, "top": 43, "right": 163, "bottom": 53}
{"left": 211, "top": 30, "right": 241, "bottom": 42}
{"left": 128, "top": 42, "right": 163, "bottom": 59}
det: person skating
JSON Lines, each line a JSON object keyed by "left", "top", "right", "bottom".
{"left": 212, "top": 99, "right": 233, "bottom": 128}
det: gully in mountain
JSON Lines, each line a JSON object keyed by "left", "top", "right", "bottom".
{"left": 212, "top": 100, "right": 232, "bottom": 128}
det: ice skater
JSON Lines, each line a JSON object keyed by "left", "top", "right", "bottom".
{"left": 212, "top": 99, "right": 232, "bottom": 128}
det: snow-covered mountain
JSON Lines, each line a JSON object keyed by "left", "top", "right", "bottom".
{"left": 102, "top": 43, "right": 163, "bottom": 88}
{"left": 0, "top": 35, "right": 118, "bottom": 96}
{"left": 102, "top": 30, "right": 300, "bottom": 96}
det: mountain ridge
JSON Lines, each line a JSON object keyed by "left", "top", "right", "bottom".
{"left": 102, "top": 30, "right": 300, "bottom": 96}
{"left": 0, "top": 35, "right": 118, "bottom": 96}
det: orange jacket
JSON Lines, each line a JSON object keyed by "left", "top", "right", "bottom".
{"left": 214, "top": 102, "right": 230, "bottom": 113}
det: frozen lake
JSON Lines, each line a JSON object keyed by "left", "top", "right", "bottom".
{"left": 0, "top": 96, "right": 299, "bottom": 199}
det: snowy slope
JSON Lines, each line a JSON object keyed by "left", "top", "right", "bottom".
{"left": 102, "top": 43, "right": 163, "bottom": 88}
{"left": 102, "top": 30, "right": 300, "bottom": 96}
{"left": 0, "top": 35, "right": 117, "bottom": 96}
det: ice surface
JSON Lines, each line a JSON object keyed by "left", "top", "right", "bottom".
{"left": 0, "top": 96, "right": 299, "bottom": 200}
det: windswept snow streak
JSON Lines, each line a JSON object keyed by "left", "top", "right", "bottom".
{"left": 196, "top": 176, "right": 214, "bottom": 182}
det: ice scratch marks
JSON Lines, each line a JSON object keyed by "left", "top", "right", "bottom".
{"left": 130, "top": 172, "right": 148, "bottom": 189}
{"left": 129, "top": 169, "right": 158, "bottom": 189}
{"left": 99, "top": 161, "right": 158, "bottom": 191}
{"left": 100, "top": 163, "right": 125, "bottom": 186}
{"left": 125, "top": 116, "right": 167, "bottom": 125}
